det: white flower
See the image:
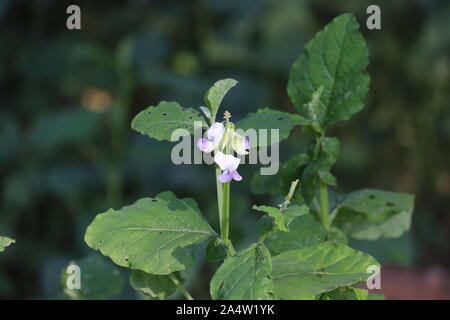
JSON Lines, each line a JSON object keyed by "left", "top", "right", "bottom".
{"left": 197, "top": 122, "right": 225, "bottom": 153}
{"left": 214, "top": 151, "right": 242, "bottom": 183}
{"left": 207, "top": 122, "right": 225, "bottom": 143}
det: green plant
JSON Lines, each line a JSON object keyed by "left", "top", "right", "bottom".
{"left": 81, "top": 13, "right": 414, "bottom": 300}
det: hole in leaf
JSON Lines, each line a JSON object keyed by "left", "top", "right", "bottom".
{"left": 278, "top": 117, "right": 284, "bottom": 120}
{"left": 386, "top": 202, "right": 395, "bottom": 207}
{"left": 162, "top": 112, "right": 168, "bottom": 116}
{"left": 368, "top": 195, "right": 376, "bottom": 200}
{"left": 124, "top": 257, "right": 129, "bottom": 262}
{"left": 313, "top": 268, "right": 325, "bottom": 277}
{"left": 151, "top": 199, "right": 157, "bottom": 202}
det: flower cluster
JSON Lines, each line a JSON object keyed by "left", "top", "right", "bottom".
{"left": 197, "top": 121, "right": 249, "bottom": 183}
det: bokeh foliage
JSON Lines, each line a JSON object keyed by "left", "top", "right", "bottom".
{"left": 0, "top": 0, "right": 449, "bottom": 298}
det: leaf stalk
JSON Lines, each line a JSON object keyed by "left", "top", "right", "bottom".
{"left": 169, "top": 273, "right": 194, "bottom": 300}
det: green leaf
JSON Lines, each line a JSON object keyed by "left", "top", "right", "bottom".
{"left": 129, "top": 270, "right": 182, "bottom": 300}
{"left": 265, "top": 214, "right": 327, "bottom": 255}
{"left": 287, "top": 13, "right": 370, "bottom": 127}
{"left": 318, "top": 169, "right": 337, "bottom": 186}
{"left": 332, "top": 189, "right": 415, "bottom": 240}
{"left": 84, "top": 191, "right": 216, "bottom": 275}
{"left": 236, "top": 108, "right": 305, "bottom": 148}
{"left": 271, "top": 242, "right": 379, "bottom": 299}
{"left": 327, "top": 227, "right": 348, "bottom": 245}
{"left": 319, "top": 137, "right": 340, "bottom": 165}
{"left": 321, "top": 286, "right": 368, "bottom": 300}
{"left": 0, "top": 236, "right": 15, "bottom": 252}
{"left": 204, "top": 79, "right": 238, "bottom": 121}
{"left": 206, "top": 237, "right": 227, "bottom": 263}
{"left": 210, "top": 243, "right": 273, "bottom": 300}
{"left": 252, "top": 205, "right": 308, "bottom": 232}
{"left": 61, "top": 255, "right": 123, "bottom": 300}
{"left": 256, "top": 215, "right": 277, "bottom": 241}
{"left": 303, "top": 87, "right": 325, "bottom": 134}
{"left": 131, "top": 101, "right": 205, "bottom": 142}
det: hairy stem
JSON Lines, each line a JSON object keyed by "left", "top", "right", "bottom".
{"left": 319, "top": 180, "right": 330, "bottom": 230}
{"left": 169, "top": 273, "right": 193, "bottom": 300}
{"left": 221, "top": 181, "right": 231, "bottom": 243}
{"left": 215, "top": 167, "right": 224, "bottom": 231}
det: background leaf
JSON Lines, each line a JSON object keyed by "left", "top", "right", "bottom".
{"left": 332, "top": 189, "right": 415, "bottom": 240}
{"left": 368, "top": 292, "right": 386, "bottom": 300}
{"left": 84, "top": 191, "right": 216, "bottom": 275}
{"left": 28, "top": 109, "right": 101, "bottom": 152}
{"left": 271, "top": 242, "right": 379, "bottom": 299}
{"left": 0, "top": 236, "right": 15, "bottom": 252}
{"left": 287, "top": 13, "right": 369, "bottom": 127}
{"left": 61, "top": 255, "right": 123, "bottom": 300}
{"left": 131, "top": 101, "right": 205, "bottom": 142}
{"left": 251, "top": 154, "right": 309, "bottom": 196}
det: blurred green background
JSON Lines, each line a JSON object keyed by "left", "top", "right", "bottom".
{"left": 0, "top": 0, "right": 449, "bottom": 299}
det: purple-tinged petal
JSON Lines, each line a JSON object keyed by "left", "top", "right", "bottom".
{"left": 244, "top": 136, "right": 250, "bottom": 149}
{"left": 197, "top": 138, "right": 214, "bottom": 153}
{"left": 219, "top": 170, "right": 233, "bottom": 183}
{"left": 231, "top": 132, "right": 248, "bottom": 156}
{"left": 231, "top": 170, "right": 242, "bottom": 181}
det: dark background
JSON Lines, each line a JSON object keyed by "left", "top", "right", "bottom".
{"left": 0, "top": 0, "right": 449, "bottom": 299}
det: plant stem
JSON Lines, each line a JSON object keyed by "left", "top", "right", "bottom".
{"left": 319, "top": 180, "right": 330, "bottom": 231}
{"left": 215, "top": 167, "right": 223, "bottom": 231}
{"left": 221, "top": 181, "right": 230, "bottom": 243}
{"left": 169, "top": 273, "right": 194, "bottom": 300}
